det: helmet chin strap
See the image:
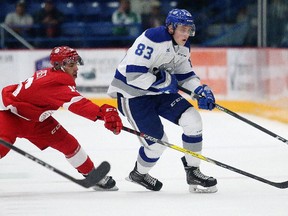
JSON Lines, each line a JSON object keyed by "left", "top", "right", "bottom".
{"left": 52, "top": 63, "right": 65, "bottom": 72}
{"left": 60, "top": 65, "right": 66, "bottom": 72}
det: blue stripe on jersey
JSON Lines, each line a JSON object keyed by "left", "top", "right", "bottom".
{"left": 114, "top": 69, "right": 145, "bottom": 90}
{"left": 139, "top": 146, "right": 159, "bottom": 162}
{"left": 175, "top": 71, "right": 196, "bottom": 81}
{"left": 147, "top": 86, "right": 162, "bottom": 92}
{"left": 126, "top": 65, "right": 149, "bottom": 73}
{"left": 144, "top": 26, "right": 171, "bottom": 43}
{"left": 182, "top": 133, "right": 203, "bottom": 143}
{"left": 115, "top": 69, "right": 127, "bottom": 83}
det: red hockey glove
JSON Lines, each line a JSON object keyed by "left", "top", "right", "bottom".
{"left": 99, "top": 104, "right": 123, "bottom": 135}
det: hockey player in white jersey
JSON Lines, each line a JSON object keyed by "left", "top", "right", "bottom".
{"left": 108, "top": 9, "right": 217, "bottom": 193}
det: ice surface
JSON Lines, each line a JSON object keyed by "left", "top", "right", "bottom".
{"left": 1, "top": 110, "right": 288, "bottom": 216}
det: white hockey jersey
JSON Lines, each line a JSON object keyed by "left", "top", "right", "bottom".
{"left": 108, "top": 26, "right": 201, "bottom": 98}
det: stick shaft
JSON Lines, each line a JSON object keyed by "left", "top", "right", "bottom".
{"left": 122, "top": 126, "right": 288, "bottom": 189}
{"left": 178, "top": 85, "right": 288, "bottom": 145}
{"left": 0, "top": 139, "right": 109, "bottom": 188}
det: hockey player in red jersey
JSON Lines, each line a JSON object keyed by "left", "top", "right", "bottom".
{"left": 0, "top": 46, "right": 123, "bottom": 191}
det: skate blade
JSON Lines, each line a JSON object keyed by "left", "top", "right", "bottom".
{"left": 92, "top": 185, "right": 119, "bottom": 191}
{"left": 189, "top": 185, "right": 218, "bottom": 193}
{"left": 125, "top": 176, "right": 139, "bottom": 186}
{"left": 125, "top": 176, "right": 133, "bottom": 182}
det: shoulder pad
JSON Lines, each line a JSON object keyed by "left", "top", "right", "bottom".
{"left": 144, "top": 26, "right": 171, "bottom": 43}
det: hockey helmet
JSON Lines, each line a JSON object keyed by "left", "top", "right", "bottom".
{"left": 50, "top": 46, "right": 84, "bottom": 69}
{"left": 165, "top": 9, "right": 195, "bottom": 36}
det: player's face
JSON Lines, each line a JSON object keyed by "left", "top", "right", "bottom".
{"left": 173, "top": 25, "right": 191, "bottom": 46}
{"left": 64, "top": 62, "right": 78, "bottom": 80}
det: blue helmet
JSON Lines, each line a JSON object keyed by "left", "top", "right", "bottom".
{"left": 165, "top": 9, "right": 196, "bottom": 36}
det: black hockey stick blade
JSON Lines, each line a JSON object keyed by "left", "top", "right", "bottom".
{"left": 0, "top": 139, "right": 110, "bottom": 188}
{"left": 122, "top": 126, "right": 288, "bottom": 189}
{"left": 206, "top": 156, "right": 288, "bottom": 189}
{"left": 77, "top": 161, "right": 110, "bottom": 188}
{"left": 177, "top": 85, "right": 288, "bottom": 145}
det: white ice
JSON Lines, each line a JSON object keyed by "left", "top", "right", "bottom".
{"left": 1, "top": 109, "right": 288, "bottom": 216}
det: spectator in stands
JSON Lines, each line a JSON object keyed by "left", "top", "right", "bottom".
{"left": 4, "top": 0, "right": 34, "bottom": 37}
{"left": 236, "top": 7, "right": 248, "bottom": 23}
{"left": 177, "top": 0, "right": 210, "bottom": 45}
{"left": 177, "top": 0, "right": 207, "bottom": 12}
{"left": 281, "top": 24, "right": 288, "bottom": 47}
{"left": 34, "top": 0, "right": 64, "bottom": 38}
{"left": 130, "top": 0, "right": 152, "bottom": 16}
{"left": 112, "top": 0, "right": 141, "bottom": 37}
{"left": 141, "top": 1, "right": 165, "bottom": 30}
{"left": 243, "top": 3, "right": 257, "bottom": 47}
{"left": 268, "top": 0, "right": 288, "bottom": 47}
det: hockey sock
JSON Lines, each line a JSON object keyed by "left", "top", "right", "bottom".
{"left": 66, "top": 146, "right": 94, "bottom": 175}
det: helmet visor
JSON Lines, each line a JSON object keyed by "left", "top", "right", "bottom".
{"left": 176, "top": 23, "right": 196, "bottom": 37}
{"left": 63, "top": 55, "right": 84, "bottom": 66}
{"left": 77, "top": 56, "right": 84, "bottom": 65}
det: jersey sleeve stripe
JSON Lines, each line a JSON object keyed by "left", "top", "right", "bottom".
{"left": 175, "top": 71, "right": 197, "bottom": 81}
{"left": 62, "top": 96, "right": 84, "bottom": 110}
{"left": 126, "top": 65, "right": 149, "bottom": 73}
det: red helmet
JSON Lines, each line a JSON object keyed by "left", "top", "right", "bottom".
{"left": 50, "top": 46, "right": 83, "bottom": 69}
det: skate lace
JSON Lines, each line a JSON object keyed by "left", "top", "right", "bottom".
{"left": 144, "top": 174, "right": 157, "bottom": 186}
{"left": 192, "top": 168, "right": 209, "bottom": 180}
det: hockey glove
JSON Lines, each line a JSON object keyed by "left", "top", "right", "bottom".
{"left": 151, "top": 70, "right": 178, "bottom": 93}
{"left": 99, "top": 104, "right": 123, "bottom": 135}
{"left": 194, "top": 85, "right": 215, "bottom": 110}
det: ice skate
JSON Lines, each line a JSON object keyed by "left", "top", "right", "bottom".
{"left": 181, "top": 157, "right": 217, "bottom": 193}
{"left": 92, "top": 176, "right": 119, "bottom": 191}
{"left": 126, "top": 163, "right": 163, "bottom": 191}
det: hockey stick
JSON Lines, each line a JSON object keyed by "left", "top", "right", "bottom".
{"left": 122, "top": 126, "right": 288, "bottom": 189}
{"left": 178, "top": 85, "right": 288, "bottom": 145}
{"left": 0, "top": 139, "right": 110, "bottom": 188}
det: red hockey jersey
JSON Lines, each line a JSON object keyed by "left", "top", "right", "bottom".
{"left": 1, "top": 68, "right": 101, "bottom": 122}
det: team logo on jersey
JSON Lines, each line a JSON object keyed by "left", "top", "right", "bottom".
{"left": 36, "top": 70, "right": 47, "bottom": 79}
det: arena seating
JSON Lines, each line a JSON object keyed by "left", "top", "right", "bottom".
{"left": 0, "top": 0, "right": 256, "bottom": 48}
